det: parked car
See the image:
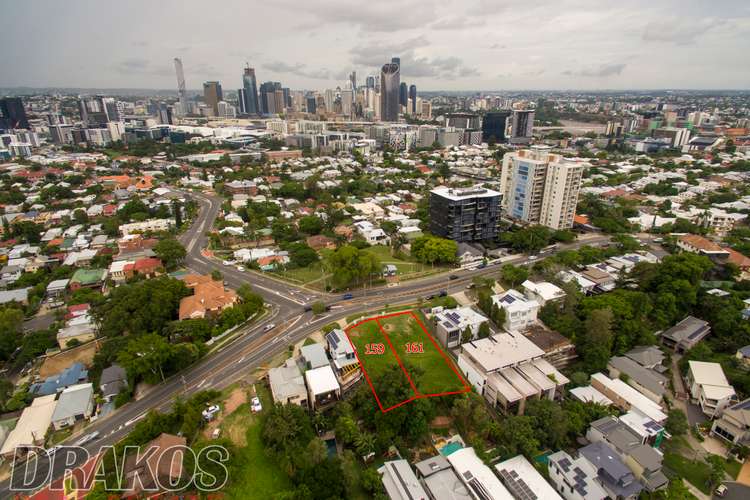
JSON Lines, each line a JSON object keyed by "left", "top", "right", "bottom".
{"left": 449, "top": 274, "right": 459, "bottom": 280}
{"left": 202, "top": 404, "right": 220, "bottom": 421}
{"left": 438, "top": 290, "right": 448, "bottom": 297}
{"left": 250, "top": 397, "right": 262, "bottom": 413}
{"left": 715, "top": 484, "right": 728, "bottom": 497}
{"left": 342, "top": 293, "right": 354, "bottom": 300}
{"left": 211, "top": 428, "right": 221, "bottom": 439}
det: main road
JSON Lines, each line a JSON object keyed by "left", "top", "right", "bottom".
{"left": 1, "top": 190, "right": 611, "bottom": 496}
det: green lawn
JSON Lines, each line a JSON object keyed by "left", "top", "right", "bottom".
{"left": 348, "top": 311, "right": 467, "bottom": 409}
{"left": 223, "top": 386, "right": 293, "bottom": 499}
{"left": 663, "top": 451, "right": 712, "bottom": 494}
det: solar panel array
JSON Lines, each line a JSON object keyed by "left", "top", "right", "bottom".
{"left": 327, "top": 330, "right": 340, "bottom": 350}
{"left": 733, "top": 399, "right": 750, "bottom": 410}
{"left": 498, "top": 468, "right": 537, "bottom": 500}
{"left": 499, "top": 294, "right": 516, "bottom": 304}
{"left": 644, "top": 420, "right": 664, "bottom": 433}
{"left": 572, "top": 466, "right": 588, "bottom": 496}
{"left": 558, "top": 457, "right": 571, "bottom": 472}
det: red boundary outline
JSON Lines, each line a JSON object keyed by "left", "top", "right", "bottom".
{"left": 344, "top": 310, "right": 470, "bottom": 413}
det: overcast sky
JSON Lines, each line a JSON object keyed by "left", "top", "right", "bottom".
{"left": 2, "top": 0, "right": 749, "bottom": 91}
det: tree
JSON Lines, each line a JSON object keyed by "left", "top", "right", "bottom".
{"left": 580, "top": 308, "right": 614, "bottom": 372}
{"left": 210, "top": 269, "right": 222, "bottom": 281}
{"left": 117, "top": 334, "right": 196, "bottom": 384}
{"left": 172, "top": 200, "right": 183, "bottom": 228}
{"left": 154, "top": 238, "right": 187, "bottom": 270}
{"left": 665, "top": 409, "right": 688, "bottom": 437}
{"left": 491, "top": 304, "right": 506, "bottom": 328}
{"left": 354, "top": 432, "right": 376, "bottom": 456}
{"left": 461, "top": 326, "right": 473, "bottom": 344}
{"left": 706, "top": 454, "right": 725, "bottom": 488}
{"left": 0, "top": 308, "right": 24, "bottom": 361}
{"left": 500, "top": 264, "right": 529, "bottom": 287}
{"left": 286, "top": 242, "right": 319, "bottom": 268}
{"left": 478, "top": 321, "right": 491, "bottom": 339}
{"left": 311, "top": 301, "right": 326, "bottom": 315}
{"left": 502, "top": 225, "right": 552, "bottom": 254}
{"left": 525, "top": 398, "right": 569, "bottom": 449}
{"left": 491, "top": 415, "right": 539, "bottom": 458}
{"left": 298, "top": 215, "right": 324, "bottom": 235}
{"left": 325, "top": 245, "right": 379, "bottom": 289}
{"left": 411, "top": 236, "right": 458, "bottom": 265}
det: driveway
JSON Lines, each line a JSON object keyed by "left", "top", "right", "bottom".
{"left": 714, "top": 481, "right": 750, "bottom": 500}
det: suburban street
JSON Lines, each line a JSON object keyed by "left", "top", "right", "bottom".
{"left": 1, "top": 190, "right": 613, "bottom": 496}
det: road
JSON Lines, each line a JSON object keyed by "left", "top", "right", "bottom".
{"left": 0, "top": 191, "right": 613, "bottom": 496}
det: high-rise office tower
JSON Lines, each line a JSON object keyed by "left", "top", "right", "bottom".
{"left": 306, "top": 95, "right": 317, "bottom": 114}
{"left": 157, "top": 103, "right": 173, "bottom": 125}
{"left": 78, "top": 96, "right": 117, "bottom": 127}
{"left": 203, "top": 81, "right": 223, "bottom": 116}
{"left": 174, "top": 58, "right": 188, "bottom": 115}
{"left": 500, "top": 145, "right": 586, "bottom": 230}
{"left": 408, "top": 85, "right": 417, "bottom": 114}
{"left": 242, "top": 65, "right": 260, "bottom": 115}
{"left": 237, "top": 89, "right": 248, "bottom": 114}
{"left": 429, "top": 186, "right": 502, "bottom": 242}
{"left": 0, "top": 97, "right": 30, "bottom": 129}
{"left": 341, "top": 89, "right": 353, "bottom": 117}
{"left": 366, "top": 76, "right": 375, "bottom": 89}
{"left": 324, "top": 89, "right": 335, "bottom": 113}
{"left": 349, "top": 71, "right": 357, "bottom": 90}
{"left": 482, "top": 111, "right": 511, "bottom": 143}
{"left": 399, "top": 82, "right": 408, "bottom": 107}
{"left": 391, "top": 57, "right": 401, "bottom": 67}
{"left": 380, "top": 62, "right": 400, "bottom": 122}
{"left": 510, "top": 109, "right": 535, "bottom": 143}
{"left": 282, "top": 87, "right": 291, "bottom": 108}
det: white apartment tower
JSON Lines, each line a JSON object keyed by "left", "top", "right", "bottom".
{"left": 501, "top": 145, "right": 586, "bottom": 230}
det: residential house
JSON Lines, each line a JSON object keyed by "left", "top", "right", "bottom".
{"left": 325, "top": 328, "right": 361, "bottom": 389}
{"left": 69, "top": 268, "right": 107, "bottom": 291}
{"left": 495, "top": 455, "right": 563, "bottom": 499}
{"left": 122, "top": 433, "right": 187, "bottom": 498}
{"left": 607, "top": 356, "right": 667, "bottom": 403}
{"left": 0, "top": 287, "right": 30, "bottom": 306}
{"left": 30, "top": 362, "right": 89, "bottom": 396}
{"left": 660, "top": 315, "right": 710, "bottom": 353}
{"left": 300, "top": 343, "right": 329, "bottom": 370}
{"left": 676, "top": 234, "right": 729, "bottom": 258}
{"left": 711, "top": 398, "right": 750, "bottom": 445}
{"left": 432, "top": 306, "right": 489, "bottom": 348}
{"left": 378, "top": 460, "right": 429, "bottom": 500}
{"left": 119, "top": 218, "right": 173, "bottom": 236}
{"left": 305, "top": 365, "right": 341, "bottom": 409}
{"left": 100, "top": 364, "right": 128, "bottom": 402}
{"left": 521, "top": 280, "right": 566, "bottom": 306}
{"left": 178, "top": 275, "right": 238, "bottom": 320}
{"left": 624, "top": 346, "right": 665, "bottom": 371}
{"left": 0, "top": 395, "right": 57, "bottom": 458}
{"left": 548, "top": 449, "right": 608, "bottom": 500}
{"left": 269, "top": 358, "right": 308, "bottom": 406}
{"left": 589, "top": 373, "right": 667, "bottom": 423}
{"left": 50, "top": 383, "right": 94, "bottom": 430}
{"left": 686, "top": 360, "right": 736, "bottom": 417}
{"left": 578, "top": 441, "right": 643, "bottom": 499}
{"left": 29, "top": 452, "right": 102, "bottom": 499}
{"left": 492, "top": 289, "right": 540, "bottom": 333}
{"left": 306, "top": 234, "right": 336, "bottom": 251}
{"left": 457, "top": 332, "right": 568, "bottom": 415}
{"left": 446, "top": 447, "right": 514, "bottom": 500}
{"left": 522, "top": 323, "right": 577, "bottom": 368}
{"left": 45, "top": 278, "right": 69, "bottom": 301}
{"left": 413, "top": 454, "right": 471, "bottom": 500}
{"left": 56, "top": 313, "right": 96, "bottom": 349}
{"left": 586, "top": 416, "right": 668, "bottom": 492}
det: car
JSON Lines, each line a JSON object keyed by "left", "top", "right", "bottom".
{"left": 222, "top": 260, "right": 231, "bottom": 266}
{"left": 528, "top": 255, "right": 538, "bottom": 261}
{"left": 202, "top": 404, "right": 220, "bottom": 420}
{"left": 438, "top": 290, "right": 448, "bottom": 297}
{"left": 236, "top": 265, "right": 245, "bottom": 272}
{"left": 477, "top": 262, "right": 487, "bottom": 269}
{"left": 715, "top": 484, "right": 728, "bottom": 497}
{"left": 263, "top": 323, "right": 276, "bottom": 332}
{"left": 466, "top": 283, "right": 475, "bottom": 289}
{"left": 425, "top": 294, "right": 436, "bottom": 300}
{"left": 211, "top": 428, "right": 221, "bottom": 439}
{"left": 74, "top": 431, "right": 100, "bottom": 446}
{"left": 46, "top": 445, "right": 63, "bottom": 456}
{"left": 342, "top": 293, "right": 354, "bottom": 300}
{"left": 250, "top": 397, "right": 262, "bottom": 413}
{"left": 304, "top": 305, "right": 312, "bottom": 312}
{"left": 449, "top": 274, "right": 459, "bottom": 280}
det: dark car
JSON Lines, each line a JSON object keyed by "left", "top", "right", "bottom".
{"left": 342, "top": 293, "right": 354, "bottom": 300}
{"left": 439, "top": 290, "right": 448, "bottom": 297}
{"left": 449, "top": 274, "right": 459, "bottom": 280}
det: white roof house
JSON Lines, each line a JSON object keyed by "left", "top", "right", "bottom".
{"left": 687, "top": 361, "right": 736, "bottom": 417}
{"left": 521, "top": 280, "right": 566, "bottom": 306}
{"left": 0, "top": 395, "right": 57, "bottom": 457}
{"left": 432, "top": 306, "right": 489, "bottom": 348}
{"left": 570, "top": 386, "right": 614, "bottom": 406}
{"left": 269, "top": 358, "right": 307, "bottom": 407}
{"left": 446, "top": 447, "right": 514, "bottom": 500}
{"left": 378, "top": 460, "right": 428, "bottom": 500}
{"left": 492, "top": 289, "right": 539, "bottom": 333}
{"left": 495, "top": 455, "right": 563, "bottom": 499}
{"left": 590, "top": 373, "right": 667, "bottom": 423}
{"left": 305, "top": 365, "right": 341, "bottom": 409}
{"left": 50, "top": 383, "right": 94, "bottom": 430}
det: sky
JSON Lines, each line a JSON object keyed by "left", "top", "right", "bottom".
{"left": 2, "top": 0, "right": 749, "bottom": 91}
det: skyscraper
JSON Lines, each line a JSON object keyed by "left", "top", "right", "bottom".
{"left": 366, "top": 76, "right": 375, "bottom": 89}
{"left": 203, "top": 81, "right": 223, "bottom": 116}
{"left": 500, "top": 145, "right": 586, "bottom": 230}
{"left": 408, "top": 85, "right": 417, "bottom": 114}
{"left": 306, "top": 95, "right": 317, "bottom": 114}
{"left": 78, "top": 96, "right": 117, "bottom": 127}
{"left": 399, "top": 82, "right": 408, "bottom": 107}
{"left": 380, "top": 62, "right": 400, "bottom": 122}
{"left": 482, "top": 111, "right": 511, "bottom": 143}
{"left": 242, "top": 65, "right": 260, "bottom": 115}
{"left": 0, "top": 98, "right": 29, "bottom": 129}
{"left": 260, "top": 82, "right": 282, "bottom": 114}
{"left": 237, "top": 89, "right": 248, "bottom": 114}
{"left": 349, "top": 71, "right": 357, "bottom": 90}
{"left": 173, "top": 58, "right": 187, "bottom": 115}
{"left": 429, "top": 186, "right": 502, "bottom": 242}
{"left": 510, "top": 109, "right": 535, "bottom": 143}
{"left": 391, "top": 57, "right": 401, "bottom": 67}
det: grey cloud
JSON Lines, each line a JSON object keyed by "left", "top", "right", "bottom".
{"left": 286, "top": 0, "right": 437, "bottom": 32}
{"left": 564, "top": 63, "right": 626, "bottom": 77}
{"left": 431, "top": 17, "right": 485, "bottom": 30}
{"left": 350, "top": 36, "right": 430, "bottom": 67}
{"left": 115, "top": 58, "right": 173, "bottom": 77}
{"left": 642, "top": 18, "right": 724, "bottom": 44}
{"left": 262, "top": 61, "right": 342, "bottom": 80}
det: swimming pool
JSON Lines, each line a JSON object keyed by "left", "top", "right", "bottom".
{"left": 440, "top": 441, "right": 463, "bottom": 456}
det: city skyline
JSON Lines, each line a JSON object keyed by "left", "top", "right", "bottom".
{"left": 1, "top": 0, "right": 749, "bottom": 91}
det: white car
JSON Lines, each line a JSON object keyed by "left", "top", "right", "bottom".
{"left": 211, "top": 428, "right": 221, "bottom": 439}
{"left": 250, "top": 397, "right": 262, "bottom": 413}
{"left": 46, "top": 445, "right": 63, "bottom": 455}
{"left": 263, "top": 323, "right": 276, "bottom": 332}
{"left": 236, "top": 265, "right": 245, "bottom": 272}
{"left": 74, "top": 431, "right": 100, "bottom": 446}
{"left": 202, "top": 404, "right": 220, "bottom": 421}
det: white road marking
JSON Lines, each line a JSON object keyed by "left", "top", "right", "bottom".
{"left": 197, "top": 378, "right": 207, "bottom": 389}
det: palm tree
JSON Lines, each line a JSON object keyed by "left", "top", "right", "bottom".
{"left": 355, "top": 432, "right": 376, "bottom": 456}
